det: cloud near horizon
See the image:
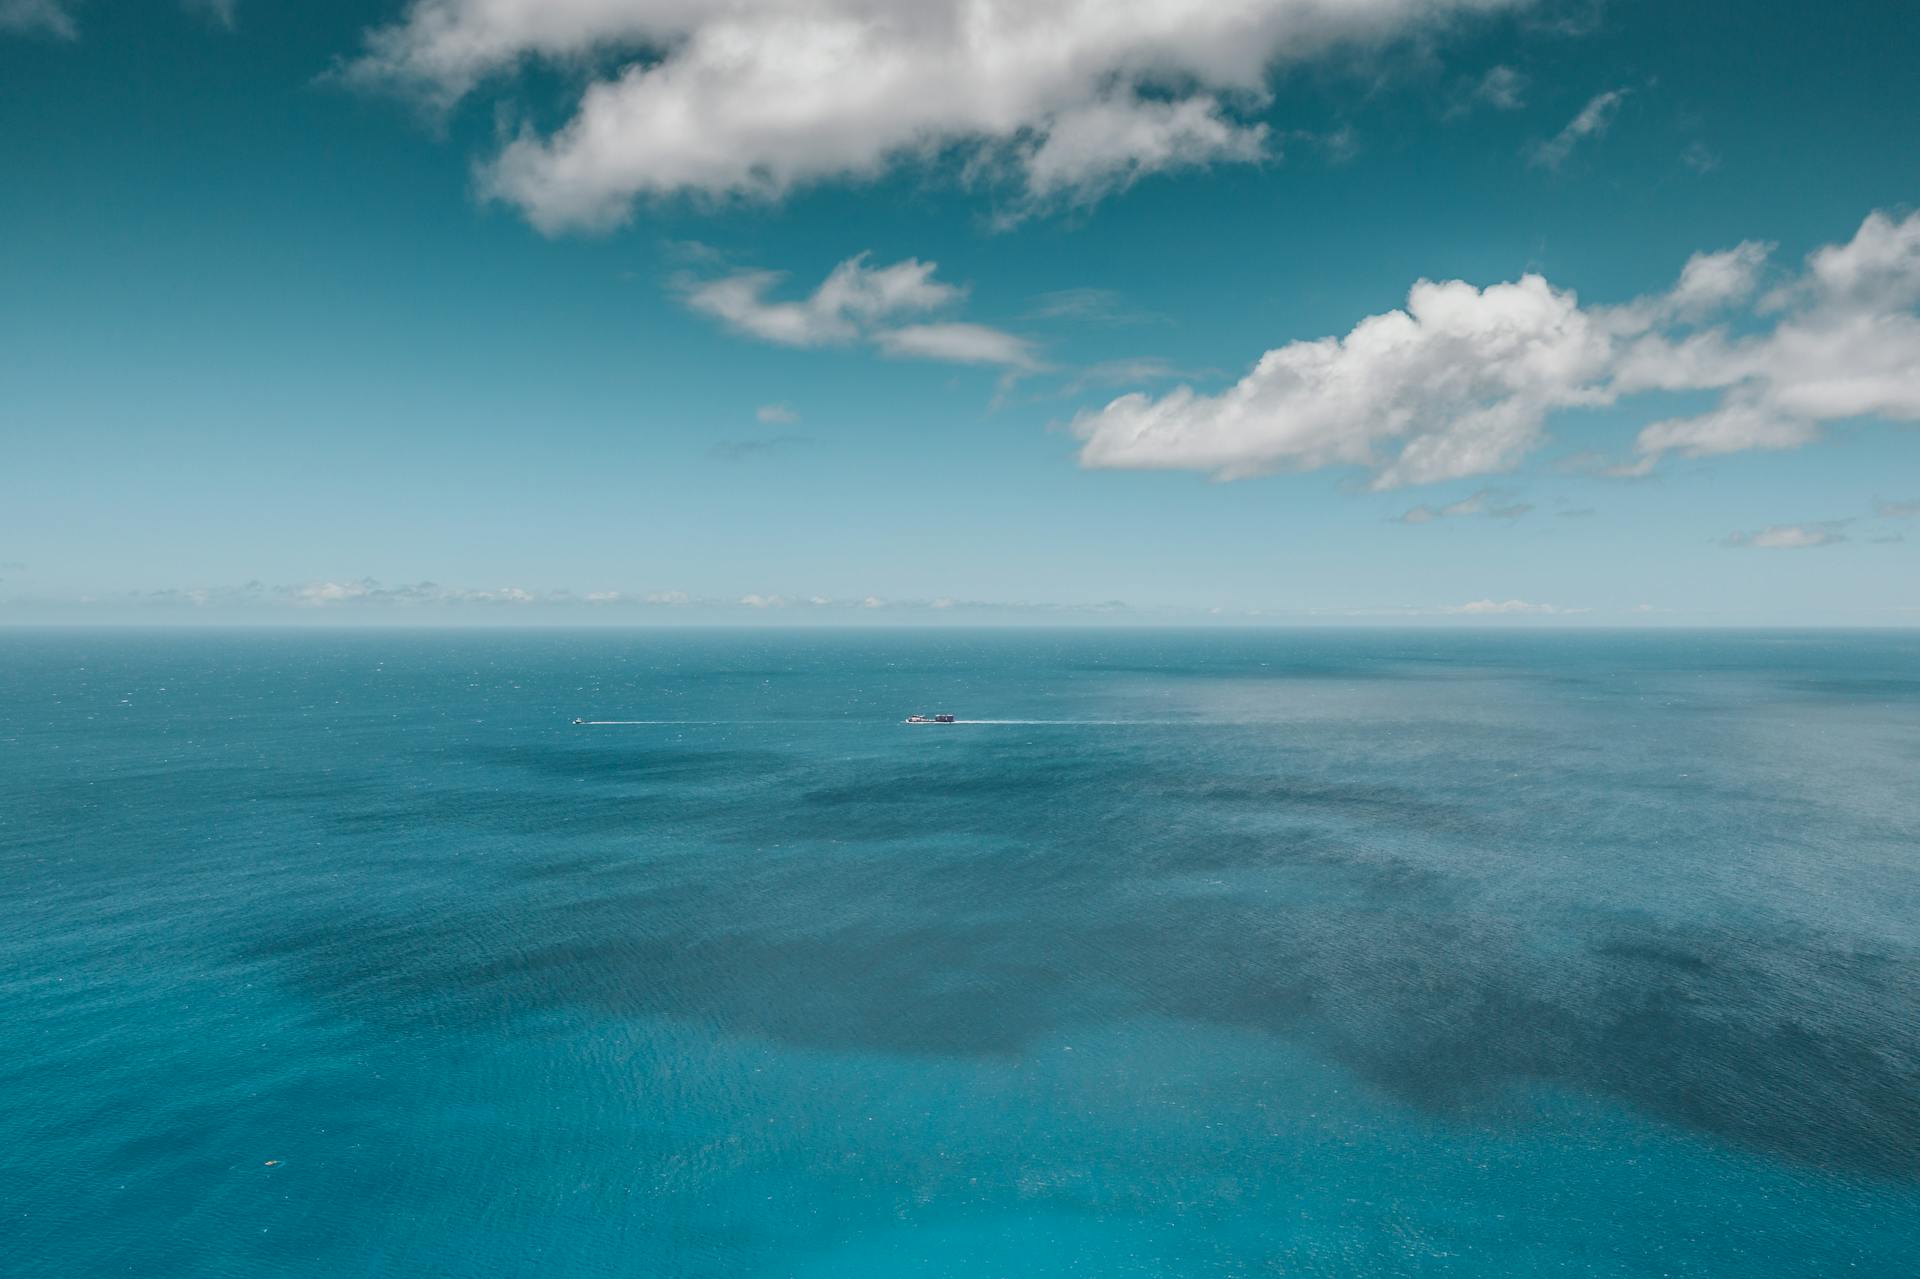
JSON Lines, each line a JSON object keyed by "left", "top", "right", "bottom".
{"left": 343, "top": 0, "right": 1533, "bottom": 232}
{"left": 1722, "top": 522, "right": 1850, "bottom": 550}
{"left": 1072, "top": 208, "right": 1920, "bottom": 488}
{"left": 23, "top": 578, "right": 1151, "bottom": 617}
{"left": 5, "top": 579, "right": 1638, "bottom": 623}
{"left": 1441, "top": 598, "right": 1584, "bottom": 615}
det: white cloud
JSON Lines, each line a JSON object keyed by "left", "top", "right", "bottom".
{"left": 1074, "top": 274, "right": 1612, "bottom": 487}
{"left": 1442, "top": 599, "right": 1580, "bottom": 615}
{"left": 1632, "top": 402, "right": 1819, "bottom": 458}
{"left": 684, "top": 251, "right": 1035, "bottom": 368}
{"left": 1623, "top": 212, "right": 1920, "bottom": 461}
{"left": 1528, "top": 87, "right": 1627, "bottom": 169}
{"left": 1878, "top": 498, "right": 1920, "bottom": 519}
{"left": 1074, "top": 208, "right": 1920, "bottom": 487}
{"left": 684, "top": 253, "right": 958, "bottom": 347}
{"left": 0, "top": 0, "right": 76, "bottom": 38}
{"left": 345, "top": 0, "right": 1533, "bottom": 231}
{"left": 1682, "top": 140, "right": 1719, "bottom": 174}
{"left": 755, "top": 402, "right": 798, "bottom": 424}
{"left": 1026, "top": 287, "right": 1159, "bottom": 326}
{"left": 1396, "top": 489, "right": 1533, "bottom": 522}
{"left": 1723, "top": 523, "right": 1849, "bottom": 550}
{"left": 1017, "top": 91, "right": 1268, "bottom": 210}
{"left": 873, "top": 322, "right": 1039, "bottom": 369}
{"left": 1470, "top": 64, "right": 1527, "bottom": 110}
{"left": 284, "top": 579, "right": 551, "bottom": 606}
{"left": 1661, "top": 240, "right": 1773, "bottom": 318}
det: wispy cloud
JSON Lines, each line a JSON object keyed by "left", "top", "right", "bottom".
{"left": 1876, "top": 498, "right": 1920, "bottom": 518}
{"left": 1722, "top": 522, "right": 1850, "bottom": 549}
{"left": 182, "top": 0, "right": 235, "bottom": 29}
{"left": 1462, "top": 64, "right": 1528, "bottom": 112}
{"left": 755, "top": 403, "right": 799, "bottom": 425}
{"left": 1025, "top": 287, "right": 1161, "bottom": 327}
{"left": 709, "top": 434, "right": 812, "bottom": 462}
{"left": 1394, "top": 489, "right": 1534, "bottom": 524}
{"left": 681, "top": 252, "right": 1037, "bottom": 370}
{"left": 29, "top": 579, "right": 1165, "bottom": 621}
{"left": 1442, "top": 599, "right": 1586, "bottom": 615}
{"left": 1682, "top": 140, "right": 1720, "bottom": 174}
{"left": 682, "top": 253, "right": 960, "bottom": 348}
{"left": 873, "top": 322, "right": 1040, "bottom": 370}
{"left": 0, "top": 0, "right": 77, "bottom": 38}
{"left": 1528, "top": 87, "right": 1628, "bottom": 169}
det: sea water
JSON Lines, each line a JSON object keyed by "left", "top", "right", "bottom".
{"left": 3, "top": 628, "right": 1917, "bottom": 1276}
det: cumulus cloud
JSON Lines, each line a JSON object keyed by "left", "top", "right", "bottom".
{"left": 1528, "top": 87, "right": 1627, "bottom": 169}
{"left": 683, "top": 251, "right": 1036, "bottom": 368}
{"left": 1073, "top": 208, "right": 1920, "bottom": 487}
{"left": 1722, "top": 522, "right": 1849, "bottom": 550}
{"left": 0, "top": 0, "right": 76, "bottom": 38}
{"left": 1621, "top": 211, "right": 1920, "bottom": 461}
{"left": 343, "top": 0, "right": 1532, "bottom": 231}
{"left": 1075, "top": 273, "right": 1612, "bottom": 487}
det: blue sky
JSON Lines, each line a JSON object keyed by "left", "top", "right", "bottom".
{"left": 2, "top": 0, "right": 1916, "bottom": 625}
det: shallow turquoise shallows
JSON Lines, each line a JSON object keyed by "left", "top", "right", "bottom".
{"left": 4, "top": 629, "right": 1918, "bottom": 1276}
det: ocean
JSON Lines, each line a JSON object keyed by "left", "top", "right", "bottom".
{"left": 3, "top": 628, "right": 1917, "bottom": 1276}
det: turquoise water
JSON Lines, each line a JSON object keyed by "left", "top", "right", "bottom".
{"left": 4, "top": 629, "right": 1918, "bottom": 1276}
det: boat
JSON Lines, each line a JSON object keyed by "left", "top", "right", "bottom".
{"left": 571, "top": 717, "right": 586, "bottom": 725}
{"left": 905, "top": 713, "right": 957, "bottom": 724}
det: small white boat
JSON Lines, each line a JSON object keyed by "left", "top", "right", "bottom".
{"left": 904, "top": 713, "right": 957, "bottom": 724}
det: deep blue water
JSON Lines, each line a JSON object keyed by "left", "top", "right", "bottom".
{"left": 4, "top": 628, "right": 1919, "bottom": 1276}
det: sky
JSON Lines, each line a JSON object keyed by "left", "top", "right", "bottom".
{"left": 1, "top": 0, "right": 1917, "bottom": 626}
